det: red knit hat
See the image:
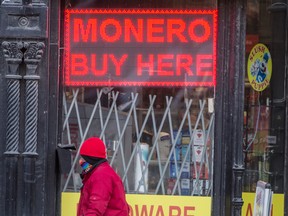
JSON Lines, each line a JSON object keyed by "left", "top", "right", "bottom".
{"left": 80, "top": 137, "right": 107, "bottom": 159}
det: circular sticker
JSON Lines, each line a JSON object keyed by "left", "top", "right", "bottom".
{"left": 247, "top": 43, "right": 272, "bottom": 91}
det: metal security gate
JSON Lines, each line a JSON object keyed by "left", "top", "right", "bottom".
{"left": 61, "top": 87, "right": 214, "bottom": 196}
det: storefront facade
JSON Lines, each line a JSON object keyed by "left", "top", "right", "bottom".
{"left": 0, "top": 0, "right": 287, "bottom": 216}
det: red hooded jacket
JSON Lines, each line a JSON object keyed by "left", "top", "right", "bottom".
{"left": 77, "top": 161, "right": 129, "bottom": 216}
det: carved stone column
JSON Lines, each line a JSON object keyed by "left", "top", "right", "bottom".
{"left": 23, "top": 41, "right": 45, "bottom": 155}
{"left": 0, "top": 0, "right": 59, "bottom": 215}
{"left": 22, "top": 41, "right": 45, "bottom": 215}
{"left": 2, "top": 41, "right": 23, "bottom": 216}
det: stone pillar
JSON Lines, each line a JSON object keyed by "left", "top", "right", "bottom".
{"left": 2, "top": 41, "right": 23, "bottom": 216}
{"left": 213, "top": 0, "right": 246, "bottom": 215}
{"left": 22, "top": 41, "right": 45, "bottom": 216}
{"left": 0, "top": 0, "right": 60, "bottom": 215}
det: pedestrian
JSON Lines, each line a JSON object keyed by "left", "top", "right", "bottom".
{"left": 77, "top": 137, "right": 130, "bottom": 216}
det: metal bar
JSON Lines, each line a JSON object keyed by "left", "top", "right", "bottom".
{"left": 138, "top": 96, "right": 173, "bottom": 193}
{"left": 192, "top": 111, "right": 215, "bottom": 196}
{"left": 192, "top": 100, "right": 207, "bottom": 195}
{"left": 62, "top": 91, "right": 77, "bottom": 191}
{"left": 169, "top": 97, "right": 193, "bottom": 195}
{"left": 110, "top": 93, "right": 138, "bottom": 164}
{"left": 130, "top": 93, "right": 142, "bottom": 193}
{"left": 62, "top": 88, "right": 79, "bottom": 134}
{"left": 63, "top": 90, "right": 103, "bottom": 191}
{"left": 110, "top": 92, "right": 130, "bottom": 191}
{"left": 62, "top": 91, "right": 72, "bottom": 145}
{"left": 110, "top": 94, "right": 139, "bottom": 191}
{"left": 136, "top": 96, "right": 174, "bottom": 193}
{"left": 149, "top": 95, "right": 166, "bottom": 194}
{"left": 155, "top": 98, "right": 191, "bottom": 194}
{"left": 171, "top": 100, "right": 203, "bottom": 195}
{"left": 71, "top": 89, "right": 84, "bottom": 140}
{"left": 98, "top": 89, "right": 105, "bottom": 141}
{"left": 99, "top": 91, "right": 119, "bottom": 140}
{"left": 167, "top": 98, "right": 189, "bottom": 195}
{"left": 121, "top": 95, "right": 156, "bottom": 189}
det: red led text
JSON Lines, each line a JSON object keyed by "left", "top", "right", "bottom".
{"left": 64, "top": 9, "right": 218, "bottom": 86}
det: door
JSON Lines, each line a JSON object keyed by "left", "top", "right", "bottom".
{"left": 243, "top": 1, "right": 288, "bottom": 215}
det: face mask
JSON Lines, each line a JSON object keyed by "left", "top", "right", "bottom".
{"left": 79, "top": 158, "right": 92, "bottom": 172}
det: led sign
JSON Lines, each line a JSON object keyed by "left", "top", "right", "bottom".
{"left": 64, "top": 9, "right": 218, "bottom": 87}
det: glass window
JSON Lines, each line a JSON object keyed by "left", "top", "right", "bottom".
{"left": 61, "top": 0, "right": 217, "bottom": 196}
{"left": 244, "top": 0, "right": 287, "bottom": 193}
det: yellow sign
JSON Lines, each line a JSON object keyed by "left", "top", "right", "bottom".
{"left": 61, "top": 192, "right": 284, "bottom": 216}
{"left": 247, "top": 43, "right": 272, "bottom": 91}
{"left": 242, "top": 193, "right": 284, "bottom": 216}
{"left": 127, "top": 194, "right": 211, "bottom": 216}
{"left": 62, "top": 193, "right": 210, "bottom": 216}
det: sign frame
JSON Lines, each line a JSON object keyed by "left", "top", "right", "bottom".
{"left": 64, "top": 9, "right": 218, "bottom": 87}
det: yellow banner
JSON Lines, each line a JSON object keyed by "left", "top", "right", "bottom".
{"left": 61, "top": 192, "right": 284, "bottom": 216}
{"left": 242, "top": 192, "right": 284, "bottom": 216}
{"left": 62, "top": 193, "right": 210, "bottom": 216}
{"left": 127, "top": 194, "right": 211, "bottom": 216}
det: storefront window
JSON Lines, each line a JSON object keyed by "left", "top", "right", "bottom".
{"left": 61, "top": 0, "right": 217, "bottom": 197}
{"left": 244, "top": 0, "right": 286, "bottom": 193}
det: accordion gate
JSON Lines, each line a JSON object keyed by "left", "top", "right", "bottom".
{"left": 61, "top": 87, "right": 214, "bottom": 196}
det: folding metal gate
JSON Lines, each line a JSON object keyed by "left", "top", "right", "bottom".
{"left": 61, "top": 87, "right": 214, "bottom": 196}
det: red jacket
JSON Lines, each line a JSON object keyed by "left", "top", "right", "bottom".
{"left": 77, "top": 161, "right": 129, "bottom": 216}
